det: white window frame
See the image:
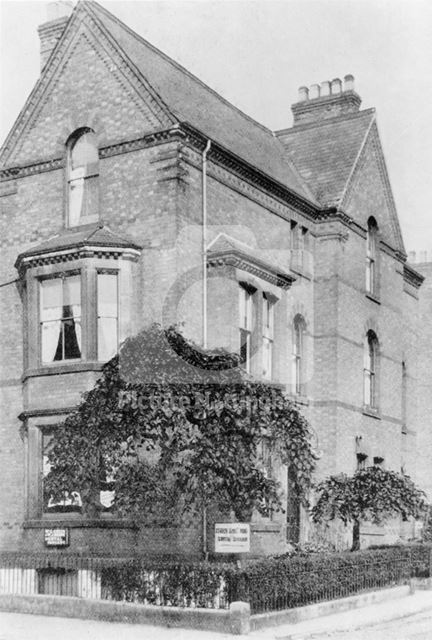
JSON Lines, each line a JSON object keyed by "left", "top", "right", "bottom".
{"left": 239, "top": 284, "right": 253, "bottom": 373}
{"left": 262, "top": 294, "right": 274, "bottom": 379}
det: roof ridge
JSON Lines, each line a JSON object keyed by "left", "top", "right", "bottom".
{"left": 275, "top": 108, "right": 376, "bottom": 136}
{"left": 87, "top": 0, "right": 275, "bottom": 137}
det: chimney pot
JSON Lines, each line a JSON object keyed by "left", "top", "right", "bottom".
{"left": 309, "top": 83, "right": 320, "bottom": 100}
{"left": 344, "top": 74, "right": 355, "bottom": 92}
{"left": 420, "top": 251, "right": 427, "bottom": 263}
{"left": 298, "top": 86, "right": 309, "bottom": 102}
{"left": 331, "top": 78, "right": 342, "bottom": 94}
{"left": 320, "top": 81, "right": 331, "bottom": 97}
{"left": 408, "top": 251, "right": 416, "bottom": 263}
{"left": 47, "top": 0, "right": 73, "bottom": 22}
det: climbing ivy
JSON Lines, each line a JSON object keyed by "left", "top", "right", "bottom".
{"left": 45, "top": 324, "right": 317, "bottom": 522}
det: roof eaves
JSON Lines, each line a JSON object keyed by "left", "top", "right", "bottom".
{"left": 180, "top": 121, "right": 321, "bottom": 212}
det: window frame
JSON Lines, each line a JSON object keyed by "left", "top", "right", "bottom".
{"left": 364, "top": 330, "right": 379, "bottom": 409}
{"left": 66, "top": 128, "right": 100, "bottom": 228}
{"left": 39, "top": 271, "right": 83, "bottom": 366}
{"left": 292, "top": 315, "right": 306, "bottom": 396}
{"left": 366, "top": 217, "right": 379, "bottom": 297}
{"left": 96, "top": 270, "right": 119, "bottom": 363}
{"left": 239, "top": 283, "right": 254, "bottom": 373}
{"left": 262, "top": 293, "right": 274, "bottom": 379}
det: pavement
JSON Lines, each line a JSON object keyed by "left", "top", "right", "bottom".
{"left": 0, "top": 591, "right": 431, "bottom": 640}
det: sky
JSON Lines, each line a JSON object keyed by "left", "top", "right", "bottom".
{"left": 0, "top": 0, "right": 431, "bottom": 253}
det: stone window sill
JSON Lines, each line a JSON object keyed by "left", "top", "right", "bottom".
{"left": 362, "top": 406, "right": 381, "bottom": 420}
{"left": 22, "top": 361, "right": 104, "bottom": 381}
{"left": 23, "top": 518, "right": 137, "bottom": 529}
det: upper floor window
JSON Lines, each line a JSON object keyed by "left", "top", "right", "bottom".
{"left": 40, "top": 274, "right": 81, "bottom": 363}
{"left": 67, "top": 129, "right": 99, "bottom": 227}
{"left": 97, "top": 272, "right": 119, "bottom": 362}
{"left": 239, "top": 283, "right": 254, "bottom": 373}
{"left": 292, "top": 314, "right": 306, "bottom": 395}
{"left": 262, "top": 294, "right": 274, "bottom": 379}
{"left": 364, "top": 330, "right": 379, "bottom": 408}
{"left": 366, "top": 217, "right": 378, "bottom": 295}
{"left": 290, "top": 221, "right": 310, "bottom": 273}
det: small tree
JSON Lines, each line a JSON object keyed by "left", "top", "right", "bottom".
{"left": 311, "top": 466, "right": 426, "bottom": 551}
{"left": 45, "top": 324, "right": 317, "bottom": 525}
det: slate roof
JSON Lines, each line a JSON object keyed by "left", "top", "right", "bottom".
{"left": 276, "top": 109, "right": 375, "bottom": 207}
{"left": 85, "top": 1, "right": 315, "bottom": 204}
{"left": 16, "top": 223, "right": 142, "bottom": 263}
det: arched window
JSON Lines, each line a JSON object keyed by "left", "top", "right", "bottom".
{"left": 366, "top": 217, "right": 378, "bottom": 295}
{"left": 67, "top": 128, "right": 99, "bottom": 227}
{"left": 364, "top": 330, "right": 378, "bottom": 408}
{"left": 292, "top": 315, "right": 306, "bottom": 395}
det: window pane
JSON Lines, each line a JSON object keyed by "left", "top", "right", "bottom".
{"left": 68, "top": 178, "right": 84, "bottom": 227}
{"left": 364, "top": 370, "right": 371, "bottom": 405}
{"left": 82, "top": 175, "right": 99, "bottom": 222}
{"left": 41, "top": 279, "right": 62, "bottom": 321}
{"left": 62, "top": 318, "right": 81, "bottom": 360}
{"left": 63, "top": 275, "right": 81, "bottom": 309}
{"left": 98, "top": 274, "right": 118, "bottom": 317}
{"left": 98, "top": 273, "right": 118, "bottom": 361}
{"left": 71, "top": 132, "right": 98, "bottom": 169}
{"left": 240, "top": 328, "right": 250, "bottom": 372}
{"left": 43, "top": 433, "right": 82, "bottom": 513}
{"left": 41, "top": 321, "right": 62, "bottom": 363}
{"left": 98, "top": 317, "right": 117, "bottom": 361}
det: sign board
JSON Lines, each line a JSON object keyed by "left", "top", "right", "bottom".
{"left": 215, "top": 523, "right": 250, "bottom": 553}
{"left": 44, "top": 528, "right": 70, "bottom": 547}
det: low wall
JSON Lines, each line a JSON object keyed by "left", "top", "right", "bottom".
{"left": 250, "top": 585, "right": 411, "bottom": 630}
{"left": 0, "top": 594, "right": 250, "bottom": 635}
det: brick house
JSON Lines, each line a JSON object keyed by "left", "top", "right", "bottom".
{"left": 0, "top": 0, "right": 428, "bottom": 558}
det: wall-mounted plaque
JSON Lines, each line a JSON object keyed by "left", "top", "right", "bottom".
{"left": 44, "top": 528, "right": 70, "bottom": 547}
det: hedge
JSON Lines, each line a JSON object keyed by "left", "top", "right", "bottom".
{"left": 232, "top": 544, "right": 432, "bottom": 613}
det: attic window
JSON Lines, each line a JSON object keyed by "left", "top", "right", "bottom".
{"left": 67, "top": 129, "right": 99, "bottom": 227}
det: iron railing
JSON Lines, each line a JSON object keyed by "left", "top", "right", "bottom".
{"left": 0, "top": 545, "right": 430, "bottom": 614}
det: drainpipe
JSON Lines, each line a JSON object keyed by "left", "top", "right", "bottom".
{"left": 202, "top": 139, "right": 211, "bottom": 560}
{"left": 202, "top": 139, "right": 211, "bottom": 350}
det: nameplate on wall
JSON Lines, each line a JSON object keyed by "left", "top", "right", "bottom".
{"left": 215, "top": 523, "right": 250, "bottom": 553}
{"left": 44, "top": 528, "right": 70, "bottom": 547}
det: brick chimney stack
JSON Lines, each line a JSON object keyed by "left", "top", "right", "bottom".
{"left": 38, "top": 1, "right": 74, "bottom": 71}
{"left": 292, "top": 75, "right": 361, "bottom": 126}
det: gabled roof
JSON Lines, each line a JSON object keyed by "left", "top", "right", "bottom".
{"left": 276, "top": 109, "right": 376, "bottom": 207}
{"left": 1, "top": 1, "right": 315, "bottom": 206}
